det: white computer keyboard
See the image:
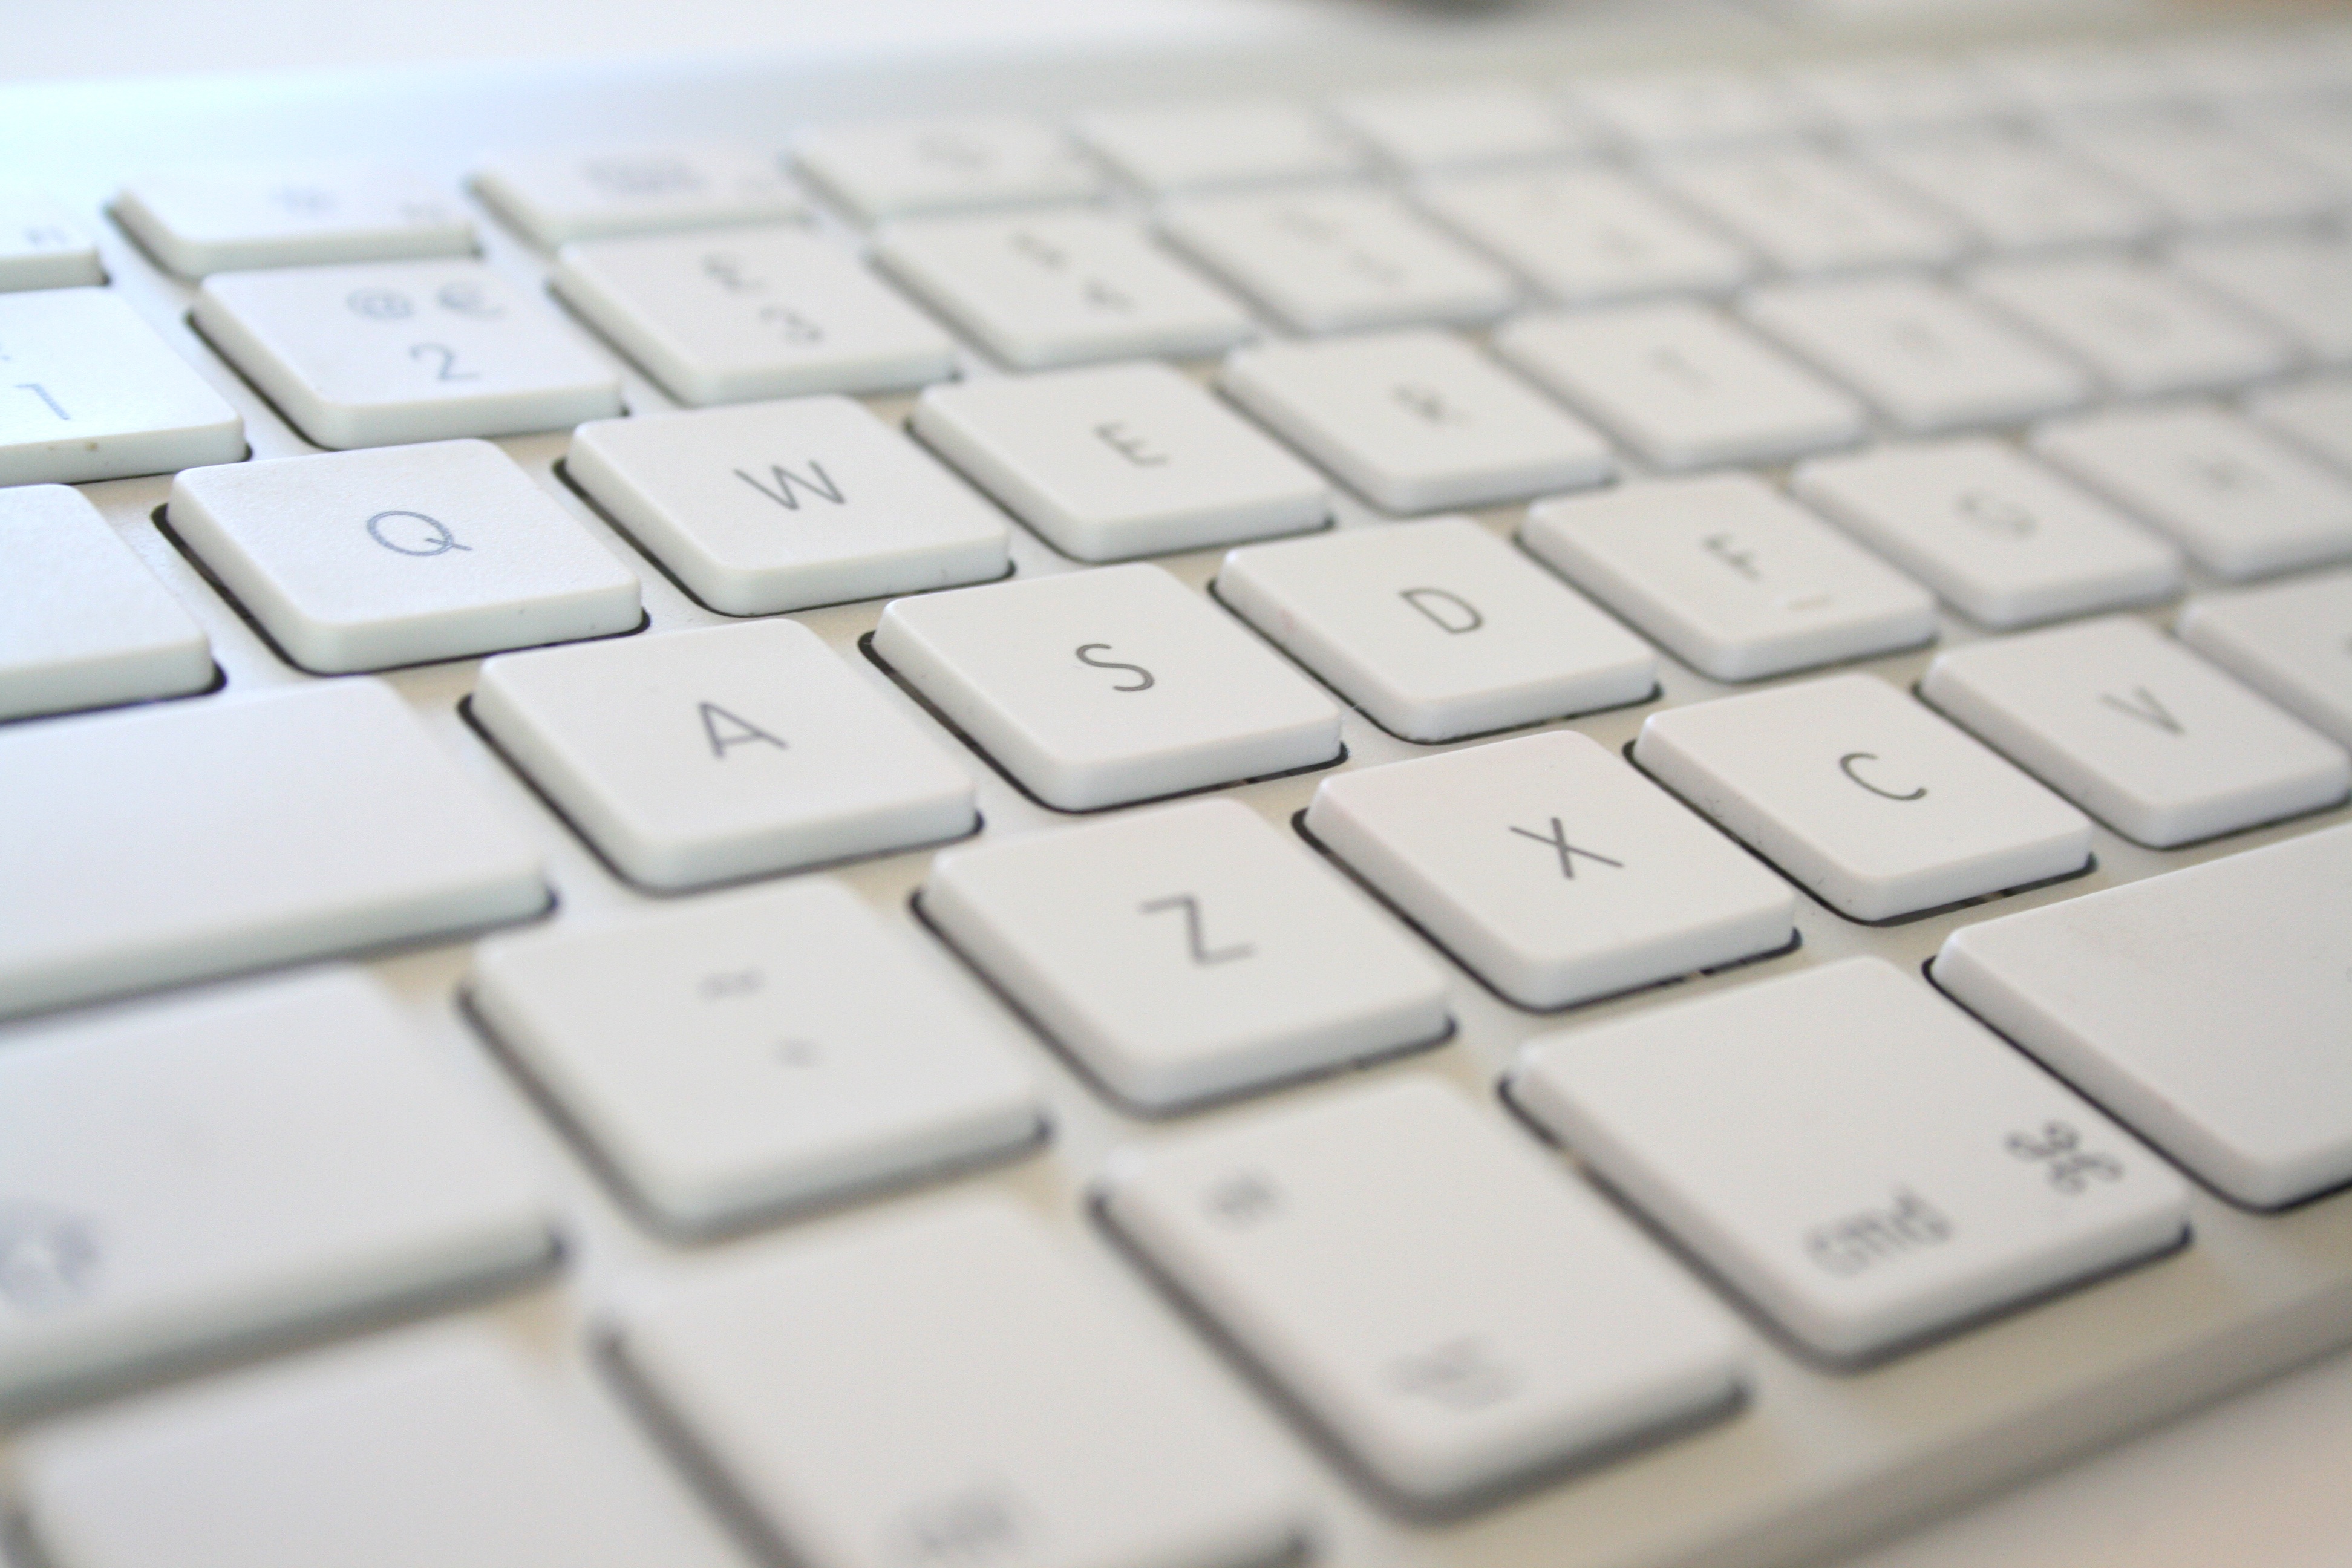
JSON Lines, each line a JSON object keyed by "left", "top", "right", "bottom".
{"left": 3, "top": 6, "right": 2352, "bottom": 1566}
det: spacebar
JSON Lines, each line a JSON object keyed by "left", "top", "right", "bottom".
{"left": 0, "top": 680, "right": 547, "bottom": 1018}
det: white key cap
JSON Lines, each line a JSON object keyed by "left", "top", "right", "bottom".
{"left": 0, "top": 289, "right": 242, "bottom": 485}
{"left": 472, "top": 143, "right": 805, "bottom": 246}
{"left": 1217, "top": 516, "right": 1654, "bottom": 742}
{"left": 875, "top": 211, "right": 1250, "bottom": 370}
{"left": 1305, "top": 731, "right": 1794, "bottom": 1008}
{"left": 2247, "top": 374, "right": 2352, "bottom": 474}
{"left": 0, "top": 969, "right": 551, "bottom": 1406}
{"left": 872, "top": 564, "right": 1339, "bottom": 810}
{"left": 1791, "top": 439, "right": 2182, "bottom": 629}
{"left": 1631, "top": 673, "right": 2092, "bottom": 921}
{"left": 2055, "top": 116, "right": 2341, "bottom": 231}
{"left": 1492, "top": 301, "right": 1864, "bottom": 471}
{"left": 2232, "top": 98, "right": 2352, "bottom": 192}
{"left": 1863, "top": 131, "right": 2164, "bottom": 253}
{"left": 1935, "top": 823, "right": 2352, "bottom": 1207}
{"left": 1782, "top": 56, "right": 2010, "bottom": 136}
{"left": 566, "top": 395, "right": 1008, "bottom": 614}
{"left": 1922, "top": 616, "right": 2348, "bottom": 845}
{"left": 169, "top": 440, "right": 640, "bottom": 673}
{"left": 1160, "top": 188, "right": 1518, "bottom": 335}
{"left": 1978, "top": 43, "right": 2184, "bottom": 119}
{"left": 1415, "top": 165, "right": 1754, "bottom": 306}
{"left": 1650, "top": 147, "right": 1968, "bottom": 276}
{"left": 1511, "top": 956, "right": 2189, "bottom": 1361}
{"left": 1567, "top": 68, "right": 1821, "bottom": 150}
{"left": 192, "top": 259, "right": 621, "bottom": 448}
{"left": 1098, "top": 1078, "right": 1746, "bottom": 1507}
{"left": 19, "top": 1327, "right": 740, "bottom": 1568}
{"left": 471, "top": 879, "right": 1039, "bottom": 1230}
{"left": 1522, "top": 475, "right": 1935, "bottom": 682}
{"left": 1218, "top": 330, "right": 1612, "bottom": 512}
{"left": 792, "top": 114, "right": 1101, "bottom": 223}
{"left": 0, "top": 485, "right": 211, "bottom": 722}
{"left": 1330, "top": 84, "right": 1588, "bottom": 173}
{"left": 2178, "top": 567, "right": 2352, "bottom": 746}
{"left": 472, "top": 621, "right": 975, "bottom": 889}
{"left": 2169, "top": 233, "right": 2352, "bottom": 366}
{"left": 0, "top": 680, "right": 545, "bottom": 1018}
{"left": 2031, "top": 403, "right": 2352, "bottom": 579}
{"left": 553, "top": 226, "right": 954, "bottom": 403}
{"left": 1745, "top": 276, "right": 2094, "bottom": 434}
{"left": 910, "top": 361, "right": 1326, "bottom": 561}
{"left": 923, "top": 798, "right": 1446, "bottom": 1108}
{"left": 1073, "top": 98, "right": 1361, "bottom": 194}
{"left": 1968, "top": 255, "right": 2292, "bottom": 396}
{"left": 0, "top": 193, "right": 103, "bottom": 290}
{"left": 114, "top": 164, "right": 473, "bottom": 276}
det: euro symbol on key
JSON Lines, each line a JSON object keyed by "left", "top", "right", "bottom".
{"left": 365, "top": 510, "right": 472, "bottom": 557}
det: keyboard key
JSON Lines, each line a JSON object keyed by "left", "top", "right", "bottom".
{"left": 0, "top": 485, "right": 212, "bottom": 722}
{"left": 1217, "top": 515, "right": 1654, "bottom": 741}
{"left": 2177, "top": 568, "right": 2352, "bottom": 746}
{"left": 1924, "top": 616, "right": 2348, "bottom": 845}
{"left": 192, "top": 259, "right": 621, "bottom": 448}
{"left": 0, "top": 969, "right": 552, "bottom": 1406}
{"left": 1304, "top": 731, "right": 1794, "bottom": 1008}
{"left": 1978, "top": 42, "right": 2184, "bottom": 118}
{"left": 1968, "top": 255, "right": 2293, "bottom": 396}
{"left": 910, "top": 361, "right": 1326, "bottom": 561}
{"left": 0, "top": 288, "right": 243, "bottom": 485}
{"left": 1567, "top": 68, "right": 1821, "bottom": 149}
{"left": 1414, "top": 165, "right": 1754, "bottom": 306}
{"left": 169, "top": 439, "right": 640, "bottom": 673}
{"left": 1863, "top": 131, "right": 2164, "bottom": 254}
{"left": 1934, "top": 823, "right": 2352, "bottom": 1207}
{"left": 1511, "top": 956, "right": 2189, "bottom": 1360}
{"left": 472, "top": 620, "right": 975, "bottom": 889}
{"left": 2031, "top": 403, "right": 2352, "bottom": 579}
{"left": 1492, "top": 301, "right": 1865, "bottom": 471}
{"left": 566, "top": 395, "right": 1008, "bottom": 614}
{"left": 472, "top": 143, "right": 806, "bottom": 246}
{"left": 923, "top": 798, "right": 1446, "bottom": 1108}
{"left": 1160, "top": 188, "right": 1517, "bottom": 335}
{"left": 553, "top": 225, "right": 955, "bottom": 403}
{"left": 1744, "top": 276, "right": 2093, "bottom": 434}
{"left": 1218, "top": 329, "right": 1612, "bottom": 512}
{"left": 1782, "top": 56, "right": 2010, "bottom": 136}
{"left": 1791, "top": 439, "right": 2182, "bottom": 629}
{"left": 0, "top": 679, "right": 546, "bottom": 1017}
{"left": 2231, "top": 97, "right": 2352, "bottom": 192}
{"left": 1522, "top": 475, "right": 1936, "bottom": 682}
{"left": 1330, "top": 83, "right": 1588, "bottom": 173}
{"left": 1073, "top": 97, "right": 1362, "bottom": 194}
{"left": 113, "top": 163, "right": 474, "bottom": 277}
{"left": 1632, "top": 674, "right": 2092, "bottom": 921}
{"left": 875, "top": 211, "right": 1250, "bottom": 370}
{"left": 470, "top": 878, "right": 1040, "bottom": 1230}
{"left": 2054, "top": 115, "right": 2341, "bottom": 232}
{"left": 1650, "top": 146, "right": 1968, "bottom": 276}
{"left": 872, "top": 563, "right": 1339, "bottom": 809}
{"left": 0, "top": 192, "right": 103, "bottom": 290}
{"left": 1097, "top": 1077, "right": 1746, "bottom": 1507}
{"left": 2168, "top": 232, "right": 2352, "bottom": 367}
{"left": 792, "top": 113, "right": 1101, "bottom": 223}
{"left": 2247, "top": 374, "right": 2352, "bottom": 474}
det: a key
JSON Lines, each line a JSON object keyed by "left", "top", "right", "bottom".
{"left": 2168, "top": 233, "right": 2352, "bottom": 367}
{"left": 1967, "top": 255, "right": 2293, "bottom": 397}
{"left": 1521, "top": 474, "right": 1936, "bottom": 682}
{"left": 1791, "top": 438, "right": 2183, "bottom": 629}
{"left": 909, "top": 361, "right": 1327, "bottom": 561}
{"left": 2031, "top": 403, "right": 2352, "bottom": 579}
{"left": 922, "top": 798, "right": 1447, "bottom": 1108}
{"left": 2177, "top": 567, "right": 2352, "bottom": 746}
{"left": 1567, "top": 68, "right": 1823, "bottom": 149}
{"left": 1304, "top": 731, "right": 1794, "bottom": 1008}
{"left": 1217, "top": 329, "right": 1612, "bottom": 512}
{"left": 1861, "top": 131, "right": 2165, "bottom": 254}
{"left": 192, "top": 258, "right": 621, "bottom": 448}
{"left": 566, "top": 395, "right": 1008, "bottom": 615}
{"left": 1158, "top": 188, "right": 1518, "bottom": 335}
{"left": 1492, "top": 300, "right": 1865, "bottom": 471}
{"left": 19, "top": 1327, "right": 741, "bottom": 1568}
{"left": 1630, "top": 673, "right": 2092, "bottom": 921}
{"left": 472, "top": 143, "right": 806, "bottom": 246}
{"left": 2232, "top": 98, "right": 2352, "bottom": 192}
{"left": 1935, "top": 823, "right": 2352, "bottom": 1208}
{"left": 2247, "top": 374, "right": 2352, "bottom": 474}
{"left": 2054, "top": 114, "right": 2341, "bottom": 232}
{"left": 871, "top": 563, "right": 1339, "bottom": 809}
{"left": 0, "top": 287, "right": 243, "bottom": 486}
{"left": 1072, "top": 97, "right": 1362, "bottom": 194}
{"left": 553, "top": 225, "right": 955, "bottom": 403}
{"left": 1976, "top": 42, "right": 2183, "bottom": 117}
{"left": 1330, "top": 83, "right": 1588, "bottom": 173}
{"left": 1097, "top": 1077, "right": 1746, "bottom": 1507}
{"left": 1781, "top": 56, "right": 2010, "bottom": 136}
{"left": 1649, "top": 146, "right": 1968, "bottom": 276}
{"left": 792, "top": 113, "right": 1102, "bottom": 223}
{"left": 1921, "top": 615, "right": 2348, "bottom": 846}
{"left": 0, "top": 969, "right": 552, "bottom": 1407}
{"left": 0, "top": 485, "right": 212, "bottom": 722}
{"left": 1414, "top": 165, "right": 1755, "bottom": 306}
{"left": 1217, "top": 516, "right": 1654, "bottom": 742}
{"left": 470, "top": 878, "right": 1040, "bottom": 1230}
{"left": 472, "top": 620, "right": 976, "bottom": 889}
{"left": 0, "top": 193, "right": 103, "bottom": 290}
{"left": 1511, "top": 956, "right": 2189, "bottom": 1361}
{"left": 113, "top": 163, "right": 474, "bottom": 276}
{"left": 1744, "top": 276, "right": 2094, "bottom": 434}
{"left": 168, "top": 439, "right": 641, "bottom": 673}
{"left": 0, "top": 679, "right": 546, "bottom": 1017}
{"left": 874, "top": 210, "right": 1250, "bottom": 370}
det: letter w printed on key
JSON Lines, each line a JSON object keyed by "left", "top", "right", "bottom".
{"left": 734, "top": 459, "right": 846, "bottom": 510}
